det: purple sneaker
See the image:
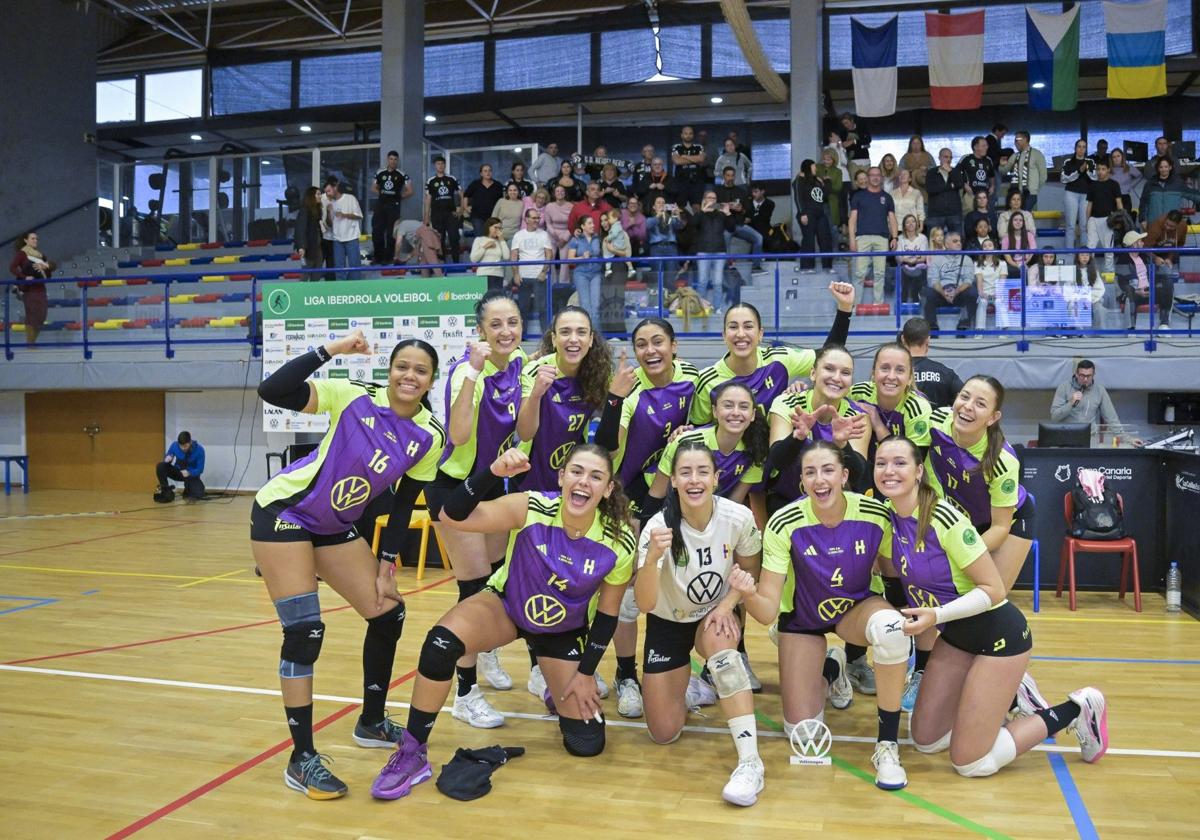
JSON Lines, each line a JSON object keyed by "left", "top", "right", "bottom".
{"left": 543, "top": 686, "right": 557, "bottom": 714}
{"left": 370, "top": 729, "right": 432, "bottom": 800}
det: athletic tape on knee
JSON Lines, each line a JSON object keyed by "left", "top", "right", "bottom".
{"left": 560, "top": 716, "right": 606, "bottom": 757}
{"left": 275, "top": 592, "right": 322, "bottom": 678}
{"left": 865, "top": 609, "right": 910, "bottom": 666}
{"left": 366, "top": 602, "right": 406, "bottom": 646}
{"left": 417, "top": 625, "right": 466, "bottom": 682}
{"left": 457, "top": 574, "right": 490, "bottom": 603}
{"left": 913, "top": 729, "right": 952, "bottom": 754}
{"left": 953, "top": 728, "right": 1017, "bottom": 778}
{"left": 618, "top": 587, "right": 639, "bottom": 623}
{"left": 707, "top": 649, "right": 752, "bottom": 699}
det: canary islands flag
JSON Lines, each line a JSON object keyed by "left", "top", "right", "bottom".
{"left": 1026, "top": 6, "right": 1080, "bottom": 111}
{"left": 1104, "top": 0, "right": 1167, "bottom": 99}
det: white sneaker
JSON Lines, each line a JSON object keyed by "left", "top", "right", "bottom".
{"left": 477, "top": 649, "right": 512, "bottom": 691}
{"left": 685, "top": 674, "right": 718, "bottom": 709}
{"left": 741, "top": 652, "right": 763, "bottom": 693}
{"left": 616, "top": 677, "right": 643, "bottom": 718}
{"left": 1014, "top": 672, "right": 1050, "bottom": 718}
{"left": 826, "top": 647, "right": 853, "bottom": 710}
{"left": 595, "top": 672, "right": 610, "bottom": 700}
{"left": 451, "top": 685, "right": 505, "bottom": 729}
{"left": 527, "top": 664, "right": 547, "bottom": 699}
{"left": 721, "top": 757, "right": 765, "bottom": 806}
{"left": 767, "top": 622, "right": 779, "bottom": 647}
{"left": 872, "top": 741, "right": 908, "bottom": 790}
{"left": 846, "top": 654, "right": 877, "bottom": 695}
{"left": 1067, "top": 686, "right": 1109, "bottom": 763}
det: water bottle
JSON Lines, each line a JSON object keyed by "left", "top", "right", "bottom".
{"left": 1166, "top": 562, "right": 1182, "bottom": 614}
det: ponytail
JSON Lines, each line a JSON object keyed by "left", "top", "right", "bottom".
{"left": 662, "top": 439, "right": 717, "bottom": 566}
{"left": 964, "top": 375, "right": 1007, "bottom": 482}
{"left": 881, "top": 435, "right": 939, "bottom": 546}
{"left": 565, "top": 443, "right": 635, "bottom": 542}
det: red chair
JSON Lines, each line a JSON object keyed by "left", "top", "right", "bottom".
{"left": 1057, "top": 492, "right": 1141, "bottom": 612}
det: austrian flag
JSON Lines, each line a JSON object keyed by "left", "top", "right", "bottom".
{"left": 925, "top": 10, "right": 985, "bottom": 110}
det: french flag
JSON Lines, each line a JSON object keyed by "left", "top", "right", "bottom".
{"left": 851, "top": 16, "right": 898, "bottom": 118}
{"left": 926, "top": 10, "right": 985, "bottom": 110}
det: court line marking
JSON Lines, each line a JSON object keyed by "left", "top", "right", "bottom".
{"left": 1028, "top": 614, "right": 1198, "bottom": 626}
{"left": 0, "top": 562, "right": 256, "bottom": 583}
{"left": 1048, "top": 752, "right": 1100, "bottom": 840}
{"left": 2, "top": 575, "right": 454, "bottom": 666}
{"left": 0, "top": 510, "right": 121, "bottom": 521}
{"left": 0, "top": 595, "right": 59, "bottom": 617}
{"left": 175, "top": 569, "right": 247, "bottom": 589}
{"left": 1032, "top": 655, "right": 1200, "bottom": 665}
{"left": 0, "top": 523, "right": 193, "bottom": 558}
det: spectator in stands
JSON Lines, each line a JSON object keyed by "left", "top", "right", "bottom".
{"left": 817, "top": 147, "right": 845, "bottom": 232}
{"left": 827, "top": 130, "right": 852, "bottom": 182}
{"left": 1106, "top": 148, "right": 1142, "bottom": 217}
{"left": 601, "top": 208, "right": 632, "bottom": 322}
{"left": 568, "top": 181, "right": 607, "bottom": 237}
{"left": 900, "top": 134, "right": 935, "bottom": 195}
{"left": 998, "top": 131, "right": 1047, "bottom": 211}
{"left": 548, "top": 159, "right": 584, "bottom": 202}
{"left": 620, "top": 195, "right": 647, "bottom": 256}
{"left": 985, "top": 123, "right": 1007, "bottom": 170}
{"left": 962, "top": 189, "right": 997, "bottom": 245}
{"left": 1028, "top": 247, "right": 1059, "bottom": 286}
{"left": 371, "top": 151, "right": 411, "bottom": 264}
{"left": 837, "top": 112, "right": 872, "bottom": 174}
{"left": 596, "top": 164, "right": 628, "bottom": 210}
{"left": 506, "top": 162, "right": 535, "bottom": 198}
{"left": 632, "top": 144, "right": 656, "bottom": 185}
{"left": 695, "top": 130, "right": 716, "bottom": 183}
{"left": 1139, "top": 157, "right": 1200, "bottom": 222}
{"left": 1050, "top": 359, "right": 1120, "bottom": 425}
{"left": 746, "top": 183, "right": 775, "bottom": 240}
{"left": 693, "top": 190, "right": 736, "bottom": 304}
{"left": 646, "top": 195, "right": 685, "bottom": 286}
{"left": 714, "top": 137, "right": 752, "bottom": 187}
{"left": 544, "top": 184, "right": 574, "bottom": 282}
{"left": 319, "top": 175, "right": 337, "bottom": 280}
{"left": 1146, "top": 208, "right": 1188, "bottom": 313}
{"left": 521, "top": 188, "right": 551, "bottom": 231}
{"left": 849, "top": 166, "right": 897, "bottom": 304}
{"left": 714, "top": 166, "right": 765, "bottom": 273}
{"left": 1149, "top": 135, "right": 1175, "bottom": 170}
{"left": 964, "top": 216, "right": 996, "bottom": 254}
{"left": 1071, "top": 251, "right": 1106, "bottom": 328}
{"left": 671, "top": 125, "right": 707, "bottom": 209}
{"left": 424, "top": 156, "right": 462, "bottom": 263}
{"left": 584, "top": 145, "right": 615, "bottom": 180}
{"left": 511, "top": 206, "right": 554, "bottom": 327}
{"left": 566, "top": 215, "right": 603, "bottom": 324}
{"left": 974, "top": 239, "right": 1003, "bottom": 331}
{"left": 529, "top": 142, "right": 561, "bottom": 187}
{"left": 928, "top": 225, "right": 945, "bottom": 252}
{"left": 878, "top": 153, "right": 900, "bottom": 193}
{"left": 468, "top": 217, "right": 510, "bottom": 292}
{"left": 727, "top": 130, "right": 751, "bottom": 160}
{"left": 900, "top": 316, "right": 963, "bottom": 409}
{"left": 926, "top": 148, "right": 964, "bottom": 235}
{"left": 463, "top": 164, "right": 504, "bottom": 242}
{"left": 634, "top": 156, "right": 677, "bottom": 206}
{"left": 956, "top": 136, "right": 996, "bottom": 213}
{"left": 154, "top": 431, "right": 205, "bottom": 503}
{"left": 793, "top": 159, "right": 833, "bottom": 273}
{"left": 897, "top": 213, "right": 929, "bottom": 304}
{"left": 1116, "top": 230, "right": 1174, "bottom": 328}
{"left": 996, "top": 187, "right": 1035, "bottom": 240}
{"left": 889, "top": 168, "right": 925, "bottom": 232}
{"left": 293, "top": 187, "right": 324, "bottom": 274}
{"left": 9, "top": 231, "right": 51, "bottom": 345}
{"left": 1090, "top": 139, "right": 1110, "bottom": 168}
{"left": 1061, "top": 139, "right": 1094, "bottom": 250}
{"left": 1085, "top": 161, "right": 1124, "bottom": 272}
{"left": 999, "top": 211, "right": 1037, "bottom": 279}
{"left": 923, "top": 230, "right": 977, "bottom": 331}
{"left": 493, "top": 183, "right": 525, "bottom": 242}
{"left": 325, "top": 180, "right": 363, "bottom": 278}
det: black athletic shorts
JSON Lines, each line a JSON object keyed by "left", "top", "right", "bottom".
{"left": 642, "top": 613, "right": 700, "bottom": 674}
{"left": 977, "top": 494, "right": 1037, "bottom": 540}
{"left": 519, "top": 623, "right": 589, "bottom": 662}
{"left": 939, "top": 601, "right": 1032, "bottom": 658}
{"left": 250, "top": 501, "right": 361, "bottom": 547}
{"left": 424, "top": 469, "right": 505, "bottom": 521}
{"left": 777, "top": 596, "right": 877, "bottom": 637}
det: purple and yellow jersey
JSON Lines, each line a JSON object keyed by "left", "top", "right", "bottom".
{"left": 691, "top": 345, "right": 816, "bottom": 425}
{"left": 657, "top": 425, "right": 762, "bottom": 499}
{"left": 766, "top": 389, "right": 861, "bottom": 504}
{"left": 254, "top": 379, "right": 444, "bottom": 534}
{"left": 614, "top": 360, "right": 699, "bottom": 489}
{"left": 879, "top": 499, "right": 991, "bottom": 614}
{"left": 763, "top": 492, "right": 890, "bottom": 629}
{"left": 439, "top": 349, "right": 526, "bottom": 480}
{"left": 518, "top": 353, "right": 599, "bottom": 492}
{"left": 916, "top": 407, "right": 1027, "bottom": 529}
{"left": 488, "top": 492, "right": 636, "bottom": 635}
{"left": 847, "top": 381, "right": 933, "bottom": 462}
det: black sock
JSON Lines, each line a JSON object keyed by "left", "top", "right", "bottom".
{"left": 877, "top": 708, "right": 901, "bottom": 743}
{"left": 457, "top": 665, "right": 477, "bottom": 697}
{"left": 1036, "top": 700, "right": 1081, "bottom": 737}
{"left": 361, "top": 629, "right": 398, "bottom": 727}
{"left": 822, "top": 656, "right": 841, "bottom": 686}
{"left": 616, "top": 655, "right": 638, "bottom": 683}
{"left": 736, "top": 634, "right": 747, "bottom": 654}
{"left": 406, "top": 707, "right": 438, "bottom": 745}
{"left": 915, "top": 648, "right": 931, "bottom": 672}
{"left": 285, "top": 704, "right": 315, "bottom": 761}
{"left": 528, "top": 643, "right": 539, "bottom": 669}
{"left": 844, "top": 643, "right": 867, "bottom": 664}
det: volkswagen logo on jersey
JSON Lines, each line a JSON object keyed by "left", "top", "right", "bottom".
{"left": 524, "top": 593, "right": 566, "bottom": 628}
{"left": 687, "top": 570, "right": 725, "bottom": 605}
{"left": 817, "top": 597, "right": 854, "bottom": 622}
{"left": 789, "top": 718, "right": 833, "bottom": 767}
{"left": 330, "top": 475, "right": 371, "bottom": 511}
{"left": 907, "top": 585, "right": 942, "bottom": 609}
{"left": 549, "top": 441, "right": 577, "bottom": 470}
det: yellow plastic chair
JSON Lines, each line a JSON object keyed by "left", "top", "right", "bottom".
{"left": 370, "top": 492, "right": 450, "bottom": 581}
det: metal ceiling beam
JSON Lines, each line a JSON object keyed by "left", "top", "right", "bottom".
{"left": 282, "top": 0, "right": 344, "bottom": 38}
{"left": 464, "top": 0, "right": 493, "bottom": 22}
{"left": 218, "top": 17, "right": 297, "bottom": 47}
{"left": 341, "top": 0, "right": 353, "bottom": 33}
{"left": 98, "top": 0, "right": 205, "bottom": 50}
{"left": 137, "top": 0, "right": 204, "bottom": 47}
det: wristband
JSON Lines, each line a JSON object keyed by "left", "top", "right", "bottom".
{"left": 932, "top": 586, "right": 992, "bottom": 624}
{"left": 463, "top": 366, "right": 482, "bottom": 382}
{"left": 315, "top": 345, "right": 332, "bottom": 363}
{"left": 577, "top": 611, "right": 618, "bottom": 676}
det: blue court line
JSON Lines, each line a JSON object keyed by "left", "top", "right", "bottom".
{"left": 82, "top": 589, "right": 99, "bottom": 595}
{"left": 0, "top": 595, "right": 59, "bottom": 616}
{"left": 1048, "top": 752, "right": 1099, "bottom": 840}
{"left": 1033, "top": 655, "right": 1200, "bottom": 665}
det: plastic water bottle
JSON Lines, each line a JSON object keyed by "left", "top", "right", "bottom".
{"left": 1166, "top": 562, "right": 1182, "bottom": 614}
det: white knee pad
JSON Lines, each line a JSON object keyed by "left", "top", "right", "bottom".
{"left": 707, "top": 649, "right": 752, "bottom": 699}
{"left": 619, "top": 587, "right": 640, "bottom": 623}
{"left": 783, "top": 710, "right": 825, "bottom": 739}
{"left": 953, "top": 728, "right": 1017, "bottom": 778}
{"left": 865, "top": 609, "right": 910, "bottom": 666}
{"left": 913, "top": 729, "right": 953, "bottom": 754}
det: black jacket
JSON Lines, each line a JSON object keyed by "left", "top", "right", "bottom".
{"left": 746, "top": 197, "right": 775, "bottom": 235}
{"left": 693, "top": 209, "right": 737, "bottom": 251}
{"left": 792, "top": 176, "right": 831, "bottom": 218}
{"left": 926, "top": 166, "right": 964, "bottom": 216}
{"left": 912, "top": 357, "right": 964, "bottom": 410}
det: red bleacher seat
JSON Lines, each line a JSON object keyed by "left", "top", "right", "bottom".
{"left": 246, "top": 239, "right": 271, "bottom": 247}
{"left": 230, "top": 273, "right": 253, "bottom": 281}
{"left": 200, "top": 242, "right": 222, "bottom": 249}
{"left": 141, "top": 295, "right": 165, "bottom": 305}
{"left": 194, "top": 294, "right": 222, "bottom": 303}
{"left": 282, "top": 272, "right": 303, "bottom": 279}
{"left": 141, "top": 259, "right": 165, "bottom": 267}
{"left": 855, "top": 303, "right": 890, "bottom": 316}
{"left": 76, "top": 280, "right": 100, "bottom": 288}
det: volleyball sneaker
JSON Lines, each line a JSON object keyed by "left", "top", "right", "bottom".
{"left": 353, "top": 713, "right": 406, "bottom": 748}
{"left": 452, "top": 685, "right": 505, "bottom": 729}
{"left": 370, "top": 730, "right": 433, "bottom": 800}
{"left": 527, "top": 664, "right": 547, "bottom": 698}
{"left": 1014, "top": 672, "right": 1050, "bottom": 719}
{"left": 284, "top": 752, "right": 347, "bottom": 800}
{"left": 1067, "top": 687, "right": 1109, "bottom": 763}
{"left": 478, "top": 649, "right": 513, "bottom": 691}
{"left": 721, "top": 757, "right": 765, "bottom": 807}
{"left": 685, "top": 674, "right": 718, "bottom": 709}
{"left": 900, "top": 669, "right": 923, "bottom": 714}
{"left": 826, "top": 647, "right": 853, "bottom": 710}
{"left": 616, "top": 677, "right": 644, "bottom": 718}
{"left": 846, "top": 654, "right": 877, "bottom": 695}
{"left": 595, "top": 672, "right": 610, "bottom": 700}
{"left": 872, "top": 741, "right": 908, "bottom": 790}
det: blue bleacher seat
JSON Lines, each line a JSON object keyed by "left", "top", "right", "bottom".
{"left": 270, "top": 238, "right": 292, "bottom": 246}
{"left": 154, "top": 243, "right": 174, "bottom": 252}
{"left": 117, "top": 260, "right": 140, "bottom": 268}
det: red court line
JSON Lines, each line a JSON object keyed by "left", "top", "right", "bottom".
{"left": 105, "top": 667, "right": 420, "bottom": 840}
{"left": 0, "top": 523, "right": 190, "bottom": 558}
{"left": 4, "top": 575, "right": 454, "bottom": 665}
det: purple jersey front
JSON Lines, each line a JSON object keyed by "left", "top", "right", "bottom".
{"left": 767, "top": 391, "right": 860, "bottom": 504}
{"left": 617, "top": 375, "right": 695, "bottom": 488}
{"left": 521, "top": 371, "right": 596, "bottom": 492}
{"left": 882, "top": 499, "right": 987, "bottom": 617}
{"left": 439, "top": 354, "right": 523, "bottom": 478}
{"left": 926, "top": 410, "right": 1027, "bottom": 528}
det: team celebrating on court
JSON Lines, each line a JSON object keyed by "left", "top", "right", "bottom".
{"left": 253, "top": 282, "right": 1109, "bottom": 807}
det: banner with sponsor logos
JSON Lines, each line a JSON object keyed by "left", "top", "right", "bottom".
{"left": 260, "top": 276, "right": 485, "bottom": 432}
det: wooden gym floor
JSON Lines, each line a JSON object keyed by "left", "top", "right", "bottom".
{"left": 1, "top": 490, "right": 1197, "bottom": 839}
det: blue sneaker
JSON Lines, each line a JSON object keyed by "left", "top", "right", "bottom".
{"left": 370, "top": 729, "right": 432, "bottom": 800}
{"left": 353, "top": 713, "right": 405, "bottom": 748}
{"left": 284, "top": 752, "right": 347, "bottom": 800}
{"left": 900, "top": 670, "right": 923, "bottom": 714}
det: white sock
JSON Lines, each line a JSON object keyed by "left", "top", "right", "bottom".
{"left": 727, "top": 713, "right": 759, "bottom": 763}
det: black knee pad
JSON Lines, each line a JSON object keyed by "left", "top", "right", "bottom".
{"left": 456, "top": 574, "right": 490, "bottom": 603}
{"left": 560, "top": 716, "right": 606, "bottom": 757}
{"left": 366, "top": 603, "right": 406, "bottom": 646}
{"left": 280, "top": 620, "right": 325, "bottom": 666}
{"left": 418, "top": 625, "right": 465, "bottom": 682}
{"left": 882, "top": 576, "right": 907, "bottom": 610}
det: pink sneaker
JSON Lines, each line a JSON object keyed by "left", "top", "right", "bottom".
{"left": 370, "top": 729, "right": 432, "bottom": 800}
{"left": 1067, "top": 687, "right": 1109, "bottom": 763}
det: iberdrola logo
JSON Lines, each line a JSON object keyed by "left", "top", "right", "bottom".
{"left": 438, "top": 291, "right": 453, "bottom": 302}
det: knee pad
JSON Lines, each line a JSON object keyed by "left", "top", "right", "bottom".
{"left": 707, "top": 649, "right": 752, "bottom": 699}
{"left": 913, "top": 729, "right": 953, "bottom": 754}
{"left": 865, "top": 609, "right": 910, "bottom": 666}
{"left": 366, "top": 602, "right": 406, "bottom": 646}
{"left": 275, "top": 592, "right": 322, "bottom": 679}
{"left": 882, "top": 576, "right": 907, "bottom": 610}
{"left": 417, "top": 625, "right": 466, "bottom": 682}
{"left": 618, "top": 587, "right": 640, "bottom": 623}
{"left": 953, "top": 728, "right": 1017, "bottom": 778}
{"left": 560, "top": 716, "right": 606, "bottom": 757}
{"left": 457, "top": 574, "right": 490, "bottom": 603}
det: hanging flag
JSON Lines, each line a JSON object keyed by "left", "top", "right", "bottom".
{"left": 851, "top": 16, "right": 898, "bottom": 118}
{"left": 925, "top": 10, "right": 984, "bottom": 110}
{"left": 1104, "top": 0, "right": 1167, "bottom": 99}
{"left": 1026, "top": 6, "right": 1080, "bottom": 111}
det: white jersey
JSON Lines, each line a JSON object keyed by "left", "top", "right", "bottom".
{"left": 638, "top": 497, "right": 762, "bottom": 623}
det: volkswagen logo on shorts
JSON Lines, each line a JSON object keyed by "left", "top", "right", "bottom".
{"left": 524, "top": 593, "right": 566, "bottom": 628}
{"left": 687, "top": 571, "right": 724, "bottom": 604}
{"left": 789, "top": 718, "right": 833, "bottom": 767}
{"left": 907, "top": 585, "right": 941, "bottom": 609}
{"left": 330, "top": 475, "right": 371, "bottom": 511}
{"left": 817, "top": 597, "right": 854, "bottom": 622}
{"left": 549, "top": 441, "right": 576, "bottom": 470}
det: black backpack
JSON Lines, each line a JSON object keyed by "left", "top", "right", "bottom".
{"left": 1069, "top": 480, "right": 1125, "bottom": 540}
{"left": 764, "top": 223, "right": 794, "bottom": 254}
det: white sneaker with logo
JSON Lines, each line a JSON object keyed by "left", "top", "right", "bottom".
{"left": 685, "top": 674, "right": 718, "bottom": 709}
{"left": 527, "top": 664, "right": 547, "bottom": 699}
{"left": 872, "top": 741, "right": 908, "bottom": 790}
{"left": 478, "top": 649, "right": 512, "bottom": 691}
{"left": 722, "top": 758, "right": 765, "bottom": 806}
{"left": 452, "top": 685, "right": 505, "bottom": 729}
{"left": 616, "top": 677, "right": 643, "bottom": 718}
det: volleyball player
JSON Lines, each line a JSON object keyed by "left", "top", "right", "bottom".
{"left": 635, "top": 440, "right": 766, "bottom": 806}
{"left": 424, "top": 290, "right": 525, "bottom": 729}
{"left": 253, "top": 330, "right": 444, "bottom": 800}
{"left": 370, "top": 445, "right": 637, "bottom": 800}
{"left": 873, "top": 437, "right": 1108, "bottom": 777}
{"left": 593, "top": 317, "right": 699, "bottom": 718}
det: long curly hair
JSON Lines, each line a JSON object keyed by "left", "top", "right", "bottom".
{"left": 711, "top": 380, "right": 769, "bottom": 466}
{"left": 538, "top": 305, "right": 612, "bottom": 407}
{"left": 565, "top": 443, "right": 636, "bottom": 542}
